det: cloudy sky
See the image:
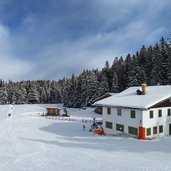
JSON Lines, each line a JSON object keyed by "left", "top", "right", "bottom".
{"left": 0, "top": 0, "right": 171, "bottom": 81}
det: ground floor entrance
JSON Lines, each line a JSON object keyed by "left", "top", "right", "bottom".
{"left": 169, "top": 124, "right": 171, "bottom": 135}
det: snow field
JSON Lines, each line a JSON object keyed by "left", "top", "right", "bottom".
{"left": 0, "top": 104, "right": 170, "bottom": 171}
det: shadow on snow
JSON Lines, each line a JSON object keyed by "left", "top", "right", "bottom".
{"left": 21, "top": 121, "right": 171, "bottom": 154}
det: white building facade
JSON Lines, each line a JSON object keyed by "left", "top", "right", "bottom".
{"left": 95, "top": 85, "right": 171, "bottom": 139}
{"left": 103, "top": 106, "right": 171, "bottom": 139}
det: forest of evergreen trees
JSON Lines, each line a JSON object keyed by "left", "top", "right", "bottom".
{"left": 0, "top": 37, "right": 171, "bottom": 107}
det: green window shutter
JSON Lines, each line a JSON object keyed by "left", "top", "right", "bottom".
{"left": 158, "top": 110, "right": 162, "bottom": 117}
{"left": 105, "top": 121, "right": 113, "bottom": 129}
{"left": 149, "top": 111, "right": 153, "bottom": 118}
{"left": 116, "top": 124, "right": 124, "bottom": 132}
{"left": 107, "top": 107, "right": 111, "bottom": 115}
{"left": 159, "top": 125, "right": 163, "bottom": 133}
{"left": 168, "top": 109, "right": 171, "bottom": 116}
{"left": 146, "top": 128, "right": 151, "bottom": 136}
{"left": 130, "top": 110, "right": 136, "bottom": 118}
{"left": 128, "top": 126, "right": 138, "bottom": 135}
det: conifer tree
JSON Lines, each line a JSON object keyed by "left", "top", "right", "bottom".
{"left": 145, "top": 46, "right": 153, "bottom": 85}
{"left": 168, "top": 39, "right": 171, "bottom": 84}
{"left": 17, "top": 84, "right": 27, "bottom": 104}
{"left": 111, "top": 70, "right": 119, "bottom": 93}
{"left": 159, "top": 37, "right": 168, "bottom": 85}
{"left": 150, "top": 43, "right": 163, "bottom": 85}
{"left": 99, "top": 72, "right": 110, "bottom": 96}
{"left": 74, "top": 75, "right": 82, "bottom": 108}
{"left": 0, "top": 86, "right": 8, "bottom": 104}
{"left": 27, "top": 85, "right": 39, "bottom": 104}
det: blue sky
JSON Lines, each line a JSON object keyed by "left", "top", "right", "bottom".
{"left": 0, "top": 0, "right": 171, "bottom": 81}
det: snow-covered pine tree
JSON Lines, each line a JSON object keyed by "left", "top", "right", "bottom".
{"left": 85, "top": 70, "right": 99, "bottom": 105}
{"left": 145, "top": 46, "right": 153, "bottom": 85}
{"left": 49, "top": 80, "right": 60, "bottom": 103}
{"left": 6, "top": 80, "right": 15, "bottom": 103}
{"left": 80, "top": 70, "right": 89, "bottom": 107}
{"left": 57, "top": 78, "right": 65, "bottom": 104}
{"left": 102, "top": 60, "right": 111, "bottom": 89}
{"left": 17, "top": 84, "right": 27, "bottom": 104}
{"left": 114, "top": 56, "right": 126, "bottom": 91}
{"left": 46, "top": 88, "right": 51, "bottom": 103}
{"left": 168, "top": 38, "right": 171, "bottom": 84}
{"left": 67, "top": 74, "right": 77, "bottom": 107}
{"left": 159, "top": 37, "right": 169, "bottom": 85}
{"left": 0, "top": 86, "right": 8, "bottom": 104}
{"left": 62, "top": 79, "right": 70, "bottom": 107}
{"left": 128, "top": 65, "right": 147, "bottom": 87}
{"left": 27, "top": 85, "right": 39, "bottom": 104}
{"left": 11, "top": 91, "right": 17, "bottom": 104}
{"left": 124, "top": 54, "right": 132, "bottom": 87}
{"left": 138, "top": 45, "right": 147, "bottom": 69}
{"left": 74, "top": 75, "right": 82, "bottom": 108}
{"left": 98, "top": 72, "right": 110, "bottom": 96}
{"left": 40, "top": 87, "right": 47, "bottom": 103}
{"left": 150, "top": 43, "right": 163, "bottom": 85}
{"left": 111, "top": 70, "right": 119, "bottom": 93}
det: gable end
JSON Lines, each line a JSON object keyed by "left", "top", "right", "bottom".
{"left": 150, "top": 98, "right": 171, "bottom": 109}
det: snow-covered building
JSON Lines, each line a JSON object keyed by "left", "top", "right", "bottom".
{"left": 46, "top": 107, "right": 61, "bottom": 116}
{"left": 94, "top": 84, "right": 171, "bottom": 139}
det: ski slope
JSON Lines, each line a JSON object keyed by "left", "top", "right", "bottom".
{"left": 0, "top": 104, "right": 170, "bottom": 171}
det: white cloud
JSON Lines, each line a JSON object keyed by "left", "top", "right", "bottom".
{"left": 0, "top": 0, "right": 170, "bottom": 80}
{"left": 26, "top": 12, "right": 169, "bottom": 80}
{"left": 0, "top": 56, "right": 33, "bottom": 81}
{"left": 0, "top": 24, "right": 33, "bottom": 80}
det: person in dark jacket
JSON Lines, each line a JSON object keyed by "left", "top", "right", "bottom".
{"left": 83, "top": 125, "right": 86, "bottom": 131}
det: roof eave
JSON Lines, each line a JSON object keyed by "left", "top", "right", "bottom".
{"left": 94, "top": 103, "right": 147, "bottom": 110}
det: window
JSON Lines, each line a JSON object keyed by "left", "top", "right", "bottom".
{"left": 146, "top": 128, "right": 151, "bottom": 136}
{"left": 128, "top": 126, "right": 138, "bottom": 135}
{"left": 116, "top": 124, "right": 124, "bottom": 132}
{"left": 153, "top": 126, "right": 157, "bottom": 134}
{"left": 149, "top": 110, "right": 153, "bottom": 118}
{"left": 130, "top": 110, "right": 136, "bottom": 118}
{"left": 158, "top": 110, "right": 162, "bottom": 117}
{"left": 117, "top": 108, "right": 122, "bottom": 116}
{"left": 105, "top": 121, "right": 113, "bottom": 129}
{"left": 107, "top": 107, "right": 111, "bottom": 115}
{"left": 168, "top": 109, "right": 171, "bottom": 116}
{"left": 159, "top": 125, "right": 163, "bottom": 133}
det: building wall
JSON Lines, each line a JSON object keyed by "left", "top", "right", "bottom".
{"left": 102, "top": 107, "right": 143, "bottom": 137}
{"left": 102, "top": 106, "right": 171, "bottom": 139}
{"left": 47, "top": 108, "right": 60, "bottom": 116}
{"left": 142, "top": 107, "right": 171, "bottom": 138}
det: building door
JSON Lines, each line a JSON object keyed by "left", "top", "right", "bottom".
{"left": 138, "top": 127, "right": 146, "bottom": 140}
{"left": 169, "top": 124, "right": 171, "bottom": 135}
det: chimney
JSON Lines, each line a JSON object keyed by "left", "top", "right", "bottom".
{"left": 141, "top": 84, "right": 147, "bottom": 95}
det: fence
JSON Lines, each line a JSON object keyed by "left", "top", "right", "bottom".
{"left": 42, "top": 115, "right": 102, "bottom": 123}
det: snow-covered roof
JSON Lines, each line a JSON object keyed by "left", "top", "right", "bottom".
{"left": 94, "top": 85, "right": 171, "bottom": 109}
{"left": 46, "top": 107, "right": 61, "bottom": 109}
{"left": 93, "top": 92, "right": 117, "bottom": 103}
{"left": 109, "top": 93, "right": 118, "bottom": 96}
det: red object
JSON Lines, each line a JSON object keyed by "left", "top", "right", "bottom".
{"left": 138, "top": 127, "right": 146, "bottom": 140}
{"left": 95, "top": 129, "right": 105, "bottom": 135}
